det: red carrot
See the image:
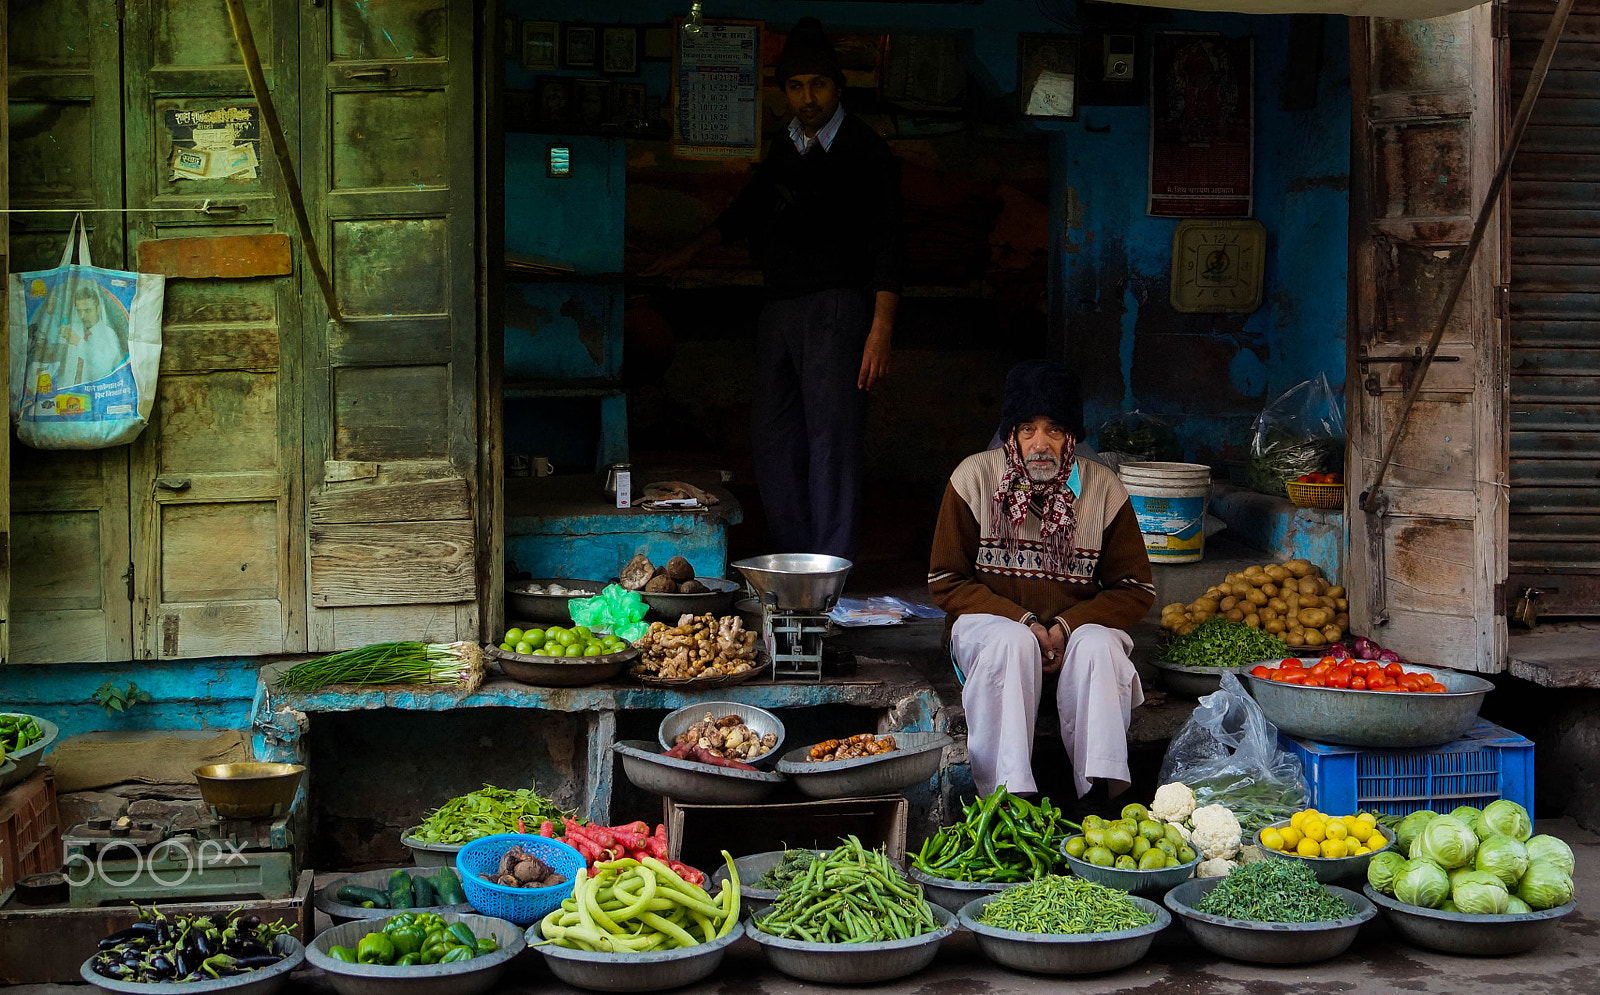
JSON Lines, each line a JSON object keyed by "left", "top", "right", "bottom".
{"left": 538, "top": 820, "right": 555, "bottom": 838}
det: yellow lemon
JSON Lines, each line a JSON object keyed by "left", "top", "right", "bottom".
{"left": 1278, "top": 825, "right": 1303, "bottom": 850}
{"left": 1356, "top": 811, "right": 1378, "bottom": 825}
{"left": 1261, "top": 827, "right": 1285, "bottom": 852}
{"left": 1303, "top": 818, "right": 1326, "bottom": 843}
{"left": 1325, "top": 820, "right": 1348, "bottom": 842}
{"left": 1350, "top": 844, "right": 1369, "bottom": 856}
{"left": 1289, "top": 811, "right": 1308, "bottom": 831}
{"left": 1347, "top": 821, "right": 1373, "bottom": 844}
{"left": 1297, "top": 838, "right": 1322, "bottom": 858}
{"left": 1321, "top": 838, "right": 1348, "bottom": 859}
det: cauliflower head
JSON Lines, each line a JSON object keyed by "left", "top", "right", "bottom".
{"left": 1196, "top": 857, "right": 1237, "bottom": 879}
{"left": 1150, "top": 782, "right": 1197, "bottom": 823}
{"left": 1189, "top": 803, "right": 1242, "bottom": 861}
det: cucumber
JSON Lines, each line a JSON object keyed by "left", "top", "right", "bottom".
{"left": 335, "top": 884, "right": 389, "bottom": 908}
{"left": 431, "top": 867, "right": 466, "bottom": 905}
{"left": 411, "top": 871, "right": 436, "bottom": 907}
{"left": 387, "top": 868, "right": 415, "bottom": 909}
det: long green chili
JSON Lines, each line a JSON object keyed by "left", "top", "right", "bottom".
{"left": 977, "top": 875, "right": 1154, "bottom": 934}
{"left": 1194, "top": 860, "right": 1353, "bottom": 923}
{"left": 911, "top": 786, "right": 1079, "bottom": 882}
{"left": 755, "top": 836, "right": 938, "bottom": 943}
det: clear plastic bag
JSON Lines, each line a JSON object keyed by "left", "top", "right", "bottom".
{"left": 1095, "top": 409, "right": 1183, "bottom": 469}
{"left": 1157, "top": 673, "right": 1309, "bottom": 835}
{"left": 569, "top": 583, "right": 649, "bottom": 642}
{"left": 1245, "top": 373, "right": 1345, "bottom": 497}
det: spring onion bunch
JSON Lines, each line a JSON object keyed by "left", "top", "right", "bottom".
{"left": 276, "top": 641, "right": 485, "bottom": 693}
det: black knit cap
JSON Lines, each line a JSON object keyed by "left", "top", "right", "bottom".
{"left": 999, "top": 359, "right": 1084, "bottom": 441}
{"left": 777, "top": 17, "right": 846, "bottom": 88}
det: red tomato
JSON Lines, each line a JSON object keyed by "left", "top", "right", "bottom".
{"left": 1252, "top": 665, "right": 1273, "bottom": 678}
{"left": 1384, "top": 662, "right": 1405, "bottom": 679}
{"left": 1326, "top": 671, "right": 1352, "bottom": 689}
{"left": 1367, "top": 673, "right": 1390, "bottom": 689}
{"left": 1311, "top": 660, "right": 1335, "bottom": 676}
{"left": 1349, "top": 676, "right": 1368, "bottom": 690}
{"left": 1281, "top": 671, "right": 1310, "bottom": 685}
{"left": 1304, "top": 676, "right": 1327, "bottom": 687}
{"left": 1422, "top": 682, "right": 1448, "bottom": 693}
{"left": 1281, "top": 658, "right": 1302, "bottom": 668}
{"left": 1351, "top": 661, "right": 1374, "bottom": 677}
{"left": 1318, "top": 655, "right": 1338, "bottom": 668}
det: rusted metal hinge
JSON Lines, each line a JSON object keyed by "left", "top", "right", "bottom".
{"left": 1495, "top": 284, "right": 1510, "bottom": 326}
{"left": 123, "top": 562, "right": 135, "bottom": 602}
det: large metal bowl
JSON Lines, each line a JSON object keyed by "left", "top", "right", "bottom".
{"left": 313, "top": 866, "right": 475, "bottom": 923}
{"left": 506, "top": 578, "right": 609, "bottom": 623}
{"left": 732, "top": 554, "right": 852, "bottom": 612}
{"left": 1362, "top": 884, "right": 1578, "bottom": 955}
{"left": 638, "top": 577, "right": 741, "bottom": 621}
{"left": 613, "top": 739, "right": 786, "bottom": 804}
{"left": 305, "top": 912, "right": 525, "bottom": 995}
{"left": 1164, "top": 878, "right": 1375, "bottom": 964}
{"left": 907, "top": 866, "right": 1011, "bottom": 913}
{"left": 710, "top": 849, "right": 827, "bottom": 903}
{"left": 527, "top": 919, "right": 742, "bottom": 991}
{"left": 657, "top": 701, "right": 786, "bottom": 768}
{"left": 1241, "top": 661, "right": 1493, "bottom": 748}
{"left": 1146, "top": 660, "right": 1247, "bottom": 698}
{"left": 488, "top": 642, "right": 634, "bottom": 687}
{"left": 401, "top": 831, "right": 464, "bottom": 867}
{"left": 1257, "top": 820, "right": 1396, "bottom": 883}
{"left": 193, "top": 762, "right": 305, "bottom": 819}
{"left": 81, "top": 935, "right": 304, "bottom": 995}
{"left": 0, "top": 713, "right": 59, "bottom": 789}
{"left": 958, "top": 891, "right": 1170, "bottom": 975}
{"left": 1061, "top": 843, "right": 1200, "bottom": 895}
{"left": 775, "top": 731, "right": 952, "bottom": 800}
{"left": 746, "top": 902, "right": 956, "bottom": 984}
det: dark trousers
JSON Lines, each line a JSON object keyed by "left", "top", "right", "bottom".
{"left": 751, "top": 288, "right": 870, "bottom": 560}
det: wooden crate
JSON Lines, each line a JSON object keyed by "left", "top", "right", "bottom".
{"left": 0, "top": 769, "right": 62, "bottom": 894}
{"left": 665, "top": 795, "right": 908, "bottom": 872}
{"left": 0, "top": 868, "right": 313, "bottom": 984}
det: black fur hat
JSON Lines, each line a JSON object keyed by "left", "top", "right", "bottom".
{"left": 999, "top": 359, "right": 1084, "bottom": 441}
{"left": 777, "top": 17, "right": 846, "bottom": 88}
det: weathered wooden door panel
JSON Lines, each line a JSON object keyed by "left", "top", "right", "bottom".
{"left": 122, "top": 0, "right": 305, "bottom": 658}
{"left": 1348, "top": 10, "right": 1508, "bottom": 672}
{"left": 6, "top": 0, "right": 131, "bottom": 665}
{"left": 301, "top": 0, "right": 477, "bottom": 648}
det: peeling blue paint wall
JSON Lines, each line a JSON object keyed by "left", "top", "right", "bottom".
{"left": 0, "top": 658, "right": 260, "bottom": 739}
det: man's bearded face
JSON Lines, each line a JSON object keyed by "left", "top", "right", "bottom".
{"left": 1017, "top": 416, "right": 1069, "bottom": 482}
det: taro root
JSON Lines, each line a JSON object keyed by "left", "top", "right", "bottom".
{"left": 679, "top": 579, "right": 709, "bottom": 594}
{"left": 513, "top": 856, "right": 552, "bottom": 883}
{"left": 665, "top": 556, "right": 695, "bottom": 583}
{"left": 645, "top": 574, "right": 678, "bottom": 593}
{"left": 620, "top": 553, "right": 655, "bottom": 591}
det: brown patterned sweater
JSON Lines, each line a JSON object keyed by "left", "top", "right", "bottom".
{"left": 928, "top": 450, "right": 1156, "bottom": 638}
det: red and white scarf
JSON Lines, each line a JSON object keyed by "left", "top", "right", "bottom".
{"left": 990, "top": 431, "right": 1078, "bottom": 571}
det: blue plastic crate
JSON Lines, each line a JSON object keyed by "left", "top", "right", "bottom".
{"left": 1281, "top": 719, "right": 1535, "bottom": 818}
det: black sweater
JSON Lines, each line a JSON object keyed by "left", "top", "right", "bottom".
{"left": 714, "top": 113, "right": 905, "bottom": 300}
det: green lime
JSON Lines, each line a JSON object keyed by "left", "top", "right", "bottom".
{"left": 1138, "top": 819, "right": 1166, "bottom": 843}
{"left": 1114, "top": 854, "right": 1138, "bottom": 870}
{"left": 514, "top": 641, "right": 534, "bottom": 655}
{"left": 574, "top": 625, "right": 593, "bottom": 639}
{"left": 498, "top": 642, "right": 513, "bottom": 652}
{"left": 583, "top": 644, "right": 605, "bottom": 657}
{"left": 1177, "top": 845, "right": 1196, "bottom": 863}
{"left": 1085, "top": 846, "right": 1115, "bottom": 868}
{"left": 1084, "top": 827, "right": 1107, "bottom": 849}
{"left": 1163, "top": 824, "right": 1186, "bottom": 849}
{"left": 1121, "top": 803, "right": 1150, "bottom": 824}
{"left": 1138, "top": 849, "right": 1169, "bottom": 870}
{"left": 504, "top": 627, "right": 525, "bottom": 644}
{"left": 556, "top": 630, "right": 578, "bottom": 647}
{"left": 564, "top": 643, "right": 584, "bottom": 657}
{"left": 1081, "top": 815, "right": 1106, "bottom": 831}
{"left": 524, "top": 627, "right": 545, "bottom": 647}
{"left": 1155, "top": 839, "right": 1178, "bottom": 858}
{"left": 1132, "top": 836, "right": 1151, "bottom": 858}
{"left": 1104, "top": 828, "right": 1135, "bottom": 855}
{"left": 1063, "top": 836, "right": 1088, "bottom": 859}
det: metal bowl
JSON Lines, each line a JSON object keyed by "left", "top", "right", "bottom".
{"left": 16, "top": 871, "right": 69, "bottom": 905}
{"left": 613, "top": 739, "right": 785, "bottom": 804}
{"left": 732, "top": 554, "right": 852, "bottom": 613}
{"left": 710, "top": 849, "right": 827, "bottom": 903}
{"left": 745, "top": 902, "right": 956, "bottom": 984}
{"left": 775, "top": 731, "right": 952, "bottom": 800}
{"left": 82, "top": 934, "right": 304, "bottom": 995}
{"left": 1256, "top": 820, "right": 1396, "bottom": 883}
{"left": 637, "top": 577, "right": 741, "bottom": 621}
{"left": 527, "top": 919, "right": 742, "bottom": 991}
{"left": 958, "top": 891, "right": 1170, "bottom": 975}
{"left": 193, "top": 762, "right": 305, "bottom": 819}
{"left": 314, "top": 866, "right": 476, "bottom": 923}
{"left": 1240, "top": 661, "right": 1494, "bottom": 748}
{"left": 1146, "top": 660, "right": 1247, "bottom": 698}
{"left": 1164, "top": 878, "right": 1375, "bottom": 964}
{"left": 401, "top": 831, "right": 464, "bottom": 867}
{"left": 305, "top": 912, "right": 525, "bottom": 995}
{"left": 657, "top": 701, "right": 786, "bottom": 768}
{"left": 1362, "top": 884, "right": 1577, "bottom": 956}
{"left": 0, "top": 713, "right": 59, "bottom": 789}
{"left": 506, "top": 578, "right": 608, "bottom": 623}
{"left": 907, "top": 866, "right": 1010, "bottom": 913}
{"left": 1060, "top": 843, "right": 1200, "bottom": 895}
{"left": 488, "top": 642, "right": 634, "bottom": 687}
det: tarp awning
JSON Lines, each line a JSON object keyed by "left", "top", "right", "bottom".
{"left": 1105, "top": 0, "right": 1484, "bottom": 19}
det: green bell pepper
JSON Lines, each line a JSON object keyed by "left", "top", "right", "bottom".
{"left": 385, "top": 923, "right": 426, "bottom": 957}
{"left": 396, "top": 953, "right": 422, "bottom": 966}
{"left": 383, "top": 912, "right": 418, "bottom": 931}
{"left": 475, "top": 936, "right": 499, "bottom": 955}
{"left": 446, "top": 921, "right": 478, "bottom": 949}
{"left": 420, "top": 939, "right": 452, "bottom": 965}
{"left": 357, "top": 932, "right": 397, "bottom": 965}
{"left": 328, "top": 945, "right": 360, "bottom": 963}
{"left": 412, "top": 913, "right": 446, "bottom": 935}
{"left": 439, "top": 945, "right": 476, "bottom": 963}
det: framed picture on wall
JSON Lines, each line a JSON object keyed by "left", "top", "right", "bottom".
{"left": 521, "top": 21, "right": 558, "bottom": 72}
{"left": 565, "top": 24, "right": 598, "bottom": 70}
{"left": 602, "top": 27, "right": 640, "bottom": 75}
{"left": 1018, "top": 33, "right": 1079, "bottom": 120}
{"left": 574, "top": 78, "right": 611, "bottom": 130}
{"left": 610, "top": 82, "right": 646, "bottom": 126}
{"left": 536, "top": 76, "right": 574, "bottom": 127}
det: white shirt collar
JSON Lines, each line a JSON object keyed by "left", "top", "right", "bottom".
{"left": 788, "top": 103, "right": 846, "bottom": 155}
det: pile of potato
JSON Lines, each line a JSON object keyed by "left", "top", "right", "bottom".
{"left": 1160, "top": 559, "right": 1350, "bottom": 648}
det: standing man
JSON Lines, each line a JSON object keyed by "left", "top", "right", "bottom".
{"left": 643, "top": 17, "right": 904, "bottom": 560}
{"left": 929, "top": 360, "right": 1156, "bottom": 799}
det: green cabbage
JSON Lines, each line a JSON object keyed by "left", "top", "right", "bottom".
{"left": 1394, "top": 858, "right": 1451, "bottom": 909}
{"left": 1479, "top": 800, "right": 1533, "bottom": 843}
{"left": 1367, "top": 850, "right": 1408, "bottom": 896}
{"left": 1474, "top": 834, "right": 1528, "bottom": 888}
{"left": 1395, "top": 810, "right": 1439, "bottom": 852}
{"left": 1417, "top": 815, "right": 1478, "bottom": 870}
{"left": 1439, "top": 899, "right": 1460, "bottom": 913}
{"left": 1448, "top": 805, "right": 1481, "bottom": 823}
{"left": 1525, "top": 835, "right": 1575, "bottom": 876}
{"left": 1515, "top": 862, "right": 1575, "bottom": 911}
{"left": 1451, "top": 869, "right": 1510, "bottom": 915}
{"left": 1504, "top": 896, "right": 1532, "bottom": 915}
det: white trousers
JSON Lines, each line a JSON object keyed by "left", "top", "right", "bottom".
{"left": 953, "top": 613, "right": 1143, "bottom": 798}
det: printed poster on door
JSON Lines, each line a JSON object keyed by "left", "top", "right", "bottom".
{"left": 164, "top": 106, "right": 261, "bottom": 181}
{"left": 673, "top": 20, "right": 761, "bottom": 160}
{"left": 1148, "top": 33, "right": 1253, "bottom": 218}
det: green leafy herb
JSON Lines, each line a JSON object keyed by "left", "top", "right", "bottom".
{"left": 977, "top": 875, "right": 1153, "bottom": 934}
{"left": 92, "top": 680, "right": 152, "bottom": 716}
{"left": 1162, "top": 616, "right": 1289, "bottom": 669}
{"left": 755, "top": 850, "right": 819, "bottom": 891}
{"left": 276, "top": 641, "right": 484, "bottom": 693}
{"left": 1194, "top": 859, "right": 1352, "bottom": 923}
{"left": 410, "top": 784, "right": 578, "bottom": 845}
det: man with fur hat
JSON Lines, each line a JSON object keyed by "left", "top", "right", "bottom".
{"left": 929, "top": 360, "right": 1156, "bottom": 799}
{"left": 643, "top": 17, "right": 904, "bottom": 560}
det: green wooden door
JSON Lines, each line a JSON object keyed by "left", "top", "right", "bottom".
{"left": 6, "top": 0, "right": 132, "bottom": 664}
{"left": 299, "top": 0, "right": 479, "bottom": 650}
{"left": 121, "top": 0, "right": 305, "bottom": 658}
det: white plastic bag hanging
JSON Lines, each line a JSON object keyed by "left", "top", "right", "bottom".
{"left": 9, "top": 214, "right": 164, "bottom": 449}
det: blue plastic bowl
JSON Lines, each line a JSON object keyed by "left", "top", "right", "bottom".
{"left": 457, "top": 833, "right": 585, "bottom": 926}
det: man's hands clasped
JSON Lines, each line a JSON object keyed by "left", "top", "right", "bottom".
{"left": 1029, "top": 620, "right": 1067, "bottom": 674}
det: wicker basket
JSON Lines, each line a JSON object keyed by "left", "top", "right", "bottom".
{"left": 1286, "top": 480, "right": 1346, "bottom": 509}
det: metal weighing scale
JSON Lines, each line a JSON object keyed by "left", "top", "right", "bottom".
{"left": 732, "top": 554, "right": 852, "bottom": 682}
{"left": 62, "top": 808, "right": 297, "bottom": 907}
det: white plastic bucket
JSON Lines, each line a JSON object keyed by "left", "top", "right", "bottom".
{"left": 1118, "top": 461, "right": 1212, "bottom": 564}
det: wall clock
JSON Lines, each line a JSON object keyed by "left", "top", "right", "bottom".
{"left": 1170, "top": 219, "right": 1266, "bottom": 314}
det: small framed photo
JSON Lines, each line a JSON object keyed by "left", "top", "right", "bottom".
{"left": 536, "top": 76, "right": 574, "bottom": 127}
{"left": 573, "top": 78, "right": 610, "bottom": 131}
{"left": 610, "top": 82, "right": 646, "bottom": 126}
{"left": 1018, "top": 33, "right": 1079, "bottom": 120}
{"left": 564, "top": 24, "right": 598, "bottom": 70}
{"left": 602, "top": 26, "right": 639, "bottom": 75}
{"left": 520, "top": 20, "right": 558, "bottom": 71}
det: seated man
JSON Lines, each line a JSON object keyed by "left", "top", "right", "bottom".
{"left": 929, "top": 359, "right": 1155, "bottom": 798}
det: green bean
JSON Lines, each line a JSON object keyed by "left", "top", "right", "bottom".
{"left": 977, "top": 875, "right": 1154, "bottom": 934}
{"left": 755, "top": 836, "right": 937, "bottom": 943}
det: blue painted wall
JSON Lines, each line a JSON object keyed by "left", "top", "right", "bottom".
{"left": 0, "top": 658, "right": 260, "bottom": 739}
